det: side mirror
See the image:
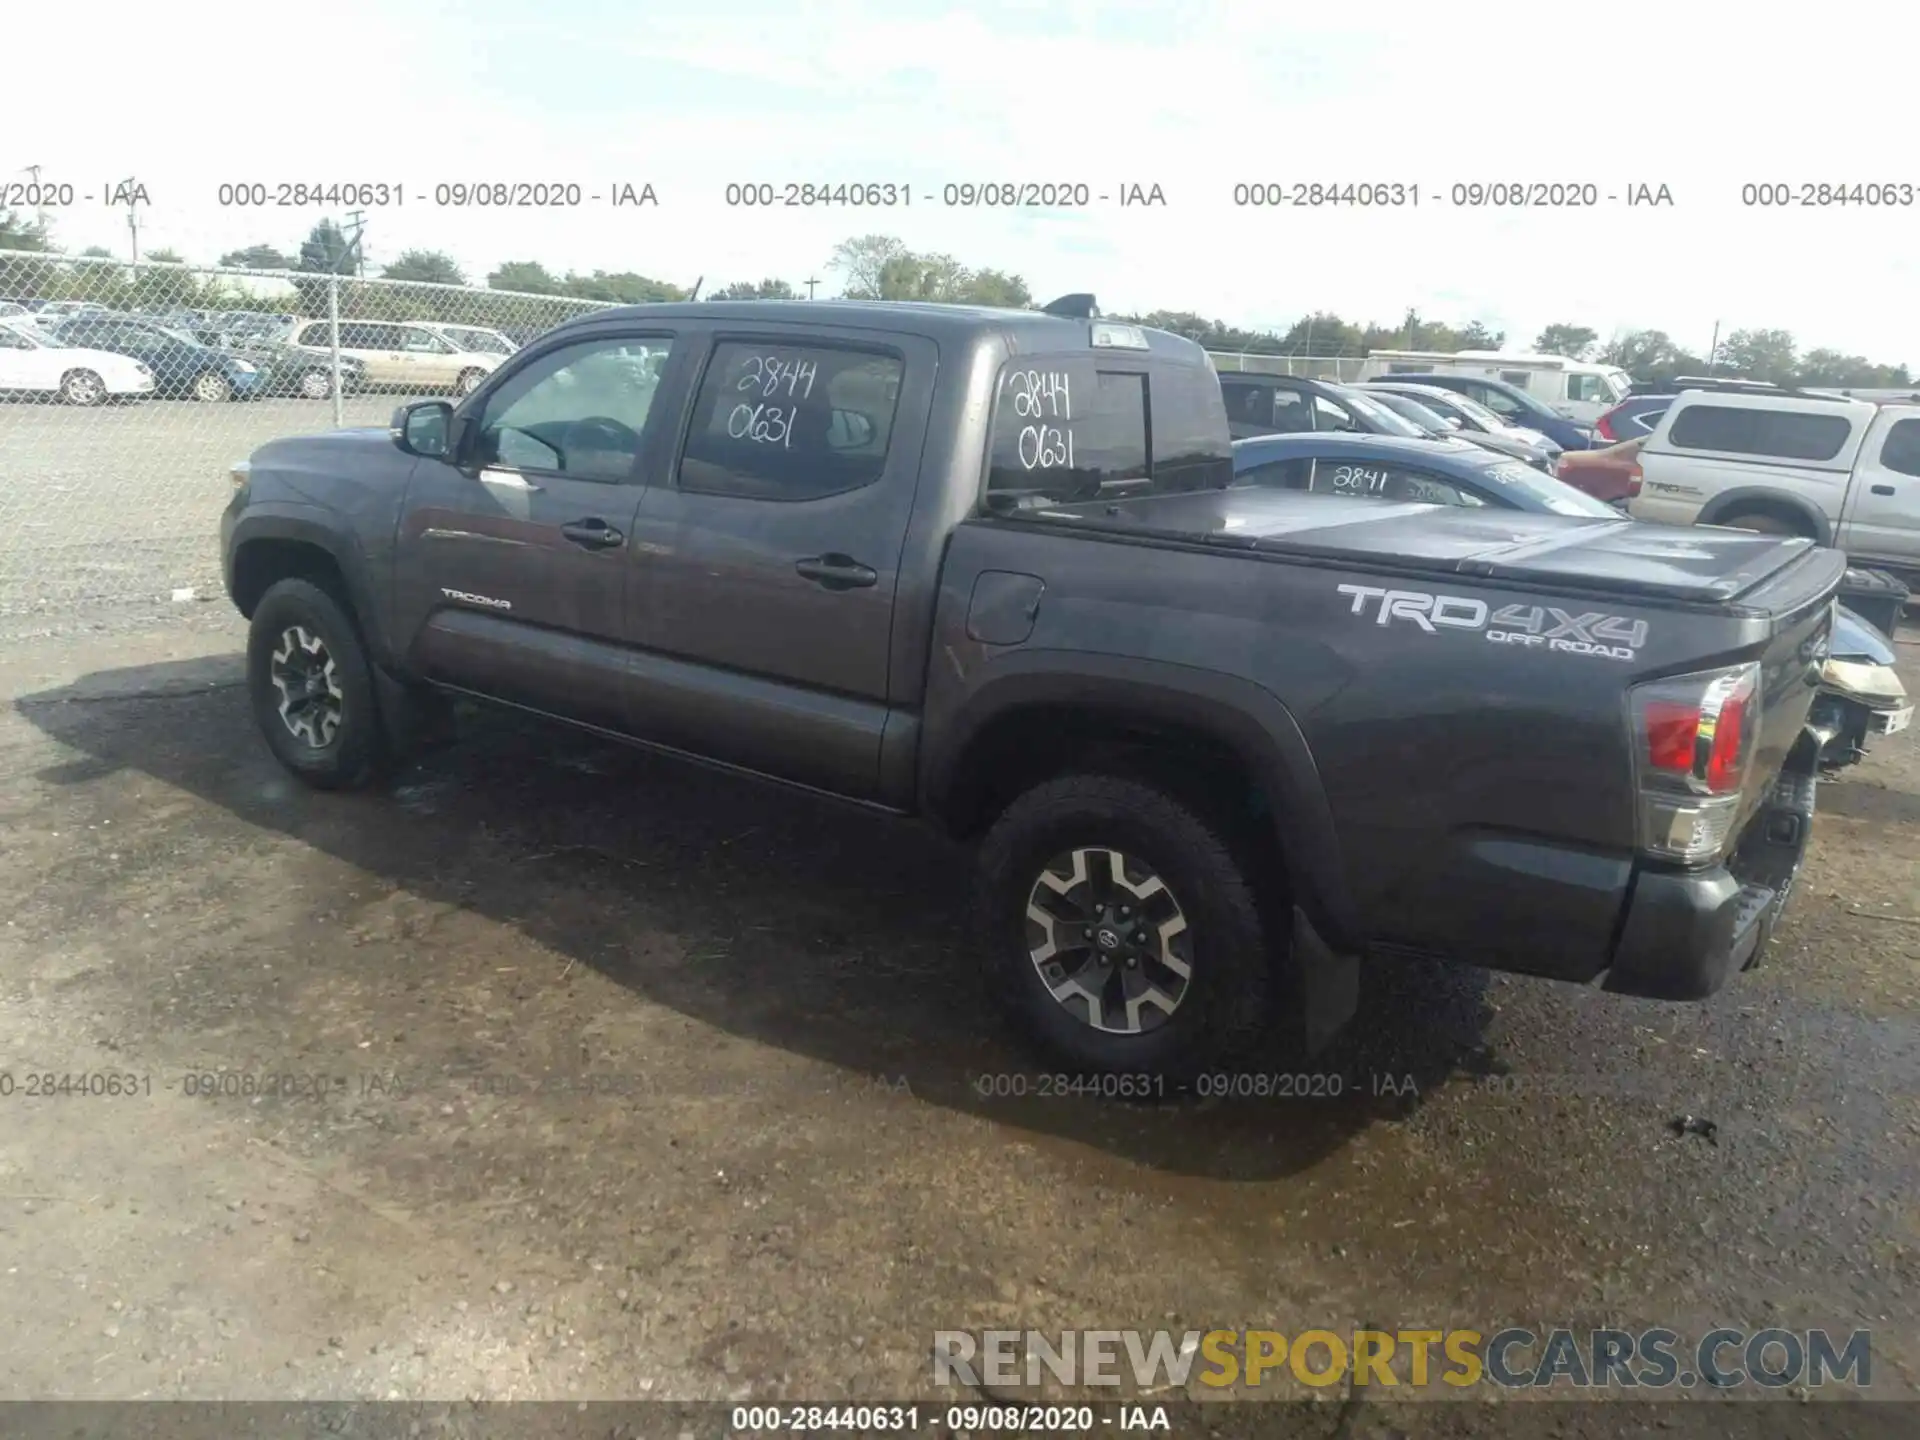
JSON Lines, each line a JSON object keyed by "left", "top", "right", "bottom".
{"left": 392, "top": 400, "right": 452, "bottom": 458}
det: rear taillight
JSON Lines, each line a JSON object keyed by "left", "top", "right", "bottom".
{"left": 1628, "top": 663, "right": 1761, "bottom": 865}
{"left": 1625, "top": 458, "right": 1643, "bottom": 497}
{"left": 1595, "top": 412, "right": 1617, "bottom": 441}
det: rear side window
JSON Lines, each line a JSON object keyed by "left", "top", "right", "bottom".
{"left": 1666, "top": 404, "right": 1852, "bottom": 462}
{"left": 1880, "top": 418, "right": 1920, "bottom": 478}
{"left": 988, "top": 362, "right": 1148, "bottom": 501}
{"left": 678, "top": 340, "right": 904, "bottom": 501}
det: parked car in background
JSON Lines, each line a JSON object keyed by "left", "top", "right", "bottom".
{"left": 1218, "top": 371, "right": 1476, "bottom": 449}
{"left": 1809, "top": 605, "right": 1910, "bottom": 772}
{"left": 1360, "top": 349, "right": 1633, "bottom": 424}
{"left": 286, "top": 318, "right": 505, "bottom": 395}
{"left": 1555, "top": 438, "right": 1645, "bottom": 506}
{"left": 1230, "top": 432, "right": 1621, "bottom": 517}
{"left": 0, "top": 317, "right": 155, "bottom": 405}
{"left": 199, "top": 330, "right": 368, "bottom": 399}
{"left": 35, "top": 301, "right": 112, "bottom": 324}
{"left": 48, "top": 315, "right": 267, "bottom": 401}
{"left": 1355, "top": 380, "right": 1562, "bottom": 471}
{"left": 1629, "top": 386, "right": 1920, "bottom": 581}
{"left": 1593, "top": 378, "right": 1812, "bottom": 445}
{"left": 0, "top": 301, "right": 30, "bottom": 318}
{"left": 1370, "top": 371, "right": 1597, "bottom": 452}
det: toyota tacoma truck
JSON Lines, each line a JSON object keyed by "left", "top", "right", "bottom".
{"left": 220, "top": 297, "right": 1845, "bottom": 1080}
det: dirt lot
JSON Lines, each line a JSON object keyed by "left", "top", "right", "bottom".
{"left": 2, "top": 613, "right": 1918, "bottom": 1423}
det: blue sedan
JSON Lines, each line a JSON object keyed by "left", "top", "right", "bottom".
{"left": 1231, "top": 432, "right": 1623, "bottom": 518}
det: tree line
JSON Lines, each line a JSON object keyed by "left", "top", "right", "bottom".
{"left": 1, "top": 211, "right": 1909, "bottom": 389}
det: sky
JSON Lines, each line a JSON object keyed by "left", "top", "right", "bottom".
{"left": 9, "top": 0, "right": 1918, "bottom": 366}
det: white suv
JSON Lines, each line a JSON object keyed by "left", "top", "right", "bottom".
{"left": 1629, "top": 387, "right": 1920, "bottom": 575}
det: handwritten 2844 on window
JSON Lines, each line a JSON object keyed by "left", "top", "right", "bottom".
{"left": 726, "top": 354, "right": 818, "bottom": 450}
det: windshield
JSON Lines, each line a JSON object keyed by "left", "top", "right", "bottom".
{"left": 1328, "top": 385, "right": 1426, "bottom": 438}
{"left": 156, "top": 326, "right": 207, "bottom": 348}
{"left": 1604, "top": 370, "right": 1632, "bottom": 400}
{"left": 0, "top": 319, "right": 50, "bottom": 347}
{"left": 1362, "top": 390, "right": 1450, "bottom": 432}
{"left": 1476, "top": 459, "right": 1622, "bottom": 517}
{"left": 1430, "top": 390, "right": 1505, "bottom": 429}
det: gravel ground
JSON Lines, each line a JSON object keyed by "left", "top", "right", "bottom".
{"left": 0, "top": 397, "right": 402, "bottom": 622}
{"left": 0, "top": 614, "right": 1916, "bottom": 1433}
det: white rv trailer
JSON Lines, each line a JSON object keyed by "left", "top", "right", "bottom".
{"left": 1358, "top": 349, "right": 1633, "bottom": 424}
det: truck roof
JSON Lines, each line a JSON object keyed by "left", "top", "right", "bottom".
{"left": 546, "top": 298, "right": 1212, "bottom": 363}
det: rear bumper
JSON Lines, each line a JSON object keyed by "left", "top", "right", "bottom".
{"left": 1601, "top": 768, "right": 1816, "bottom": 1001}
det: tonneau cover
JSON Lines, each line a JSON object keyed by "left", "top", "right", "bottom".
{"left": 1019, "top": 488, "right": 1834, "bottom": 610}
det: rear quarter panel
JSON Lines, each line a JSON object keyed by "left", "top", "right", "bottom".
{"left": 924, "top": 520, "right": 1794, "bottom": 983}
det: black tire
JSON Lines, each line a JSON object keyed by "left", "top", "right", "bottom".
{"left": 1717, "top": 509, "right": 1805, "bottom": 538}
{"left": 59, "top": 368, "right": 107, "bottom": 406}
{"left": 973, "top": 772, "right": 1276, "bottom": 1082}
{"left": 246, "top": 578, "right": 389, "bottom": 790}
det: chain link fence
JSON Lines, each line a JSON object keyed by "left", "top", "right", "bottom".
{"left": 0, "top": 249, "right": 1377, "bottom": 626}
{"left": 0, "top": 252, "right": 614, "bottom": 623}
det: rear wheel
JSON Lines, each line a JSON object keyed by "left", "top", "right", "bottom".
{"left": 59, "top": 369, "right": 106, "bottom": 406}
{"left": 973, "top": 773, "right": 1276, "bottom": 1082}
{"left": 455, "top": 367, "right": 486, "bottom": 397}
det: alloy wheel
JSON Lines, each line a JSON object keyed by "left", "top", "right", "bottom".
{"left": 268, "top": 625, "right": 345, "bottom": 748}
{"left": 1024, "top": 847, "right": 1194, "bottom": 1034}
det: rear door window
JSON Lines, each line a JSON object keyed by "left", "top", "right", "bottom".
{"left": 1666, "top": 404, "right": 1853, "bottom": 462}
{"left": 678, "top": 340, "right": 905, "bottom": 501}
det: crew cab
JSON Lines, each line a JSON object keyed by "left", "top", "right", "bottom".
{"left": 1628, "top": 387, "right": 1920, "bottom": 583}
{"left": 221, "top": 298, "right": 1844, "bottom": 1080}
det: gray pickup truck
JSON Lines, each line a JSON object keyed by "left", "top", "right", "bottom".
{"left": 220, "top": 298, "right": 1845, "bottom": 1080}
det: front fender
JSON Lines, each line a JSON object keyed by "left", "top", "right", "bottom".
{"left": 921, "top": 652, "right": 1361, "bottom": 951}
{"left": 223, "top": 502, "right": 394, "bottom": 668}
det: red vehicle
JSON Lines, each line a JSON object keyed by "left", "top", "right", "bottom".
{"left": 1556, "top": 437, "right": 1644, "bottom": 505}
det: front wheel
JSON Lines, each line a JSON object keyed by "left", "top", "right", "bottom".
{"left": 455, "top": 368, "right": 486, "bottom": 396}
{"left": 973, "top": 773, "right": 1277, "bottom": 1081}
{"left": 192, "top": 371, "right": 233, "bottom": 403}
{"left": 246, "top": 578, "right": 389, "bottom": 790}
{"left": 59, "top": 369, "right": 107, "bottom": 406}
{"left": 298, "top": 368, "right": 334, "bottom": 400}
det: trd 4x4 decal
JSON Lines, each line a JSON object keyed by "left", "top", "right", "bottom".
{"left": 1336, "top": 584, "right": 1648, "bottom": 661}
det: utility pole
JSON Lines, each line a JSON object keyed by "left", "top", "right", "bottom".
{"left": 343, "top": 210, "right": 366, "bottom": 277}
{"left": 122, "top": 177, "right": 142, "bottom": 270}
{"left": 20, "top": 165, "right": 46, "bottom": 238}
{"left": 1705, "top": 320, "right": 1721, "bottom": 375}
{"left": 804, "top": 276, "right": 819, "bottom": 300}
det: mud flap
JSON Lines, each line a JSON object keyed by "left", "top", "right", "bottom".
{"left": 1291, "top": 905, "right": 1360, "bottom": 1055}
{"left": 372, "top": 665, "right": 457, "bottom": 762}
